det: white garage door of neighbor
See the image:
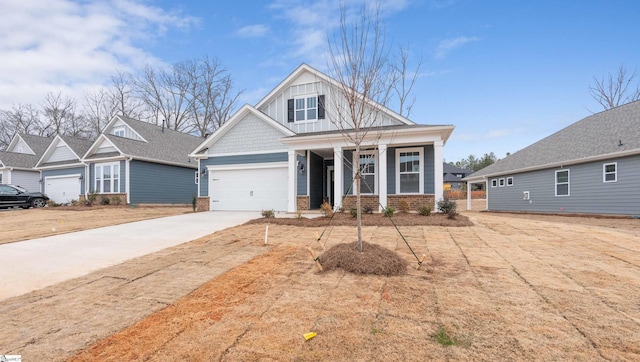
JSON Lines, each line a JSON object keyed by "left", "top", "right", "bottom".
{"left": 209, "top": 164, "right": 288, "bottom": 211}
{"left": 46, "top": 176, "right": 81, "bottom": 204}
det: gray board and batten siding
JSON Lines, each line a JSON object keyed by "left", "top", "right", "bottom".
{"left": 199, "top": 152, "right": 289, "bottom": 197}
{"left": 487, "top": 154, "right": 640, "bottom": 215}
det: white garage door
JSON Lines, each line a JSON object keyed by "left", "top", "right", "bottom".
{"left": 209, "top": 163, "right": 288, "bottom": 211}
{"left": 46, "top": 176, "right": 81, "bottom": 204}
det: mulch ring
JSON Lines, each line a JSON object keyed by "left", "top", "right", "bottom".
{"left": 319, "top": 241, "right": 408, "bottom": 276}
{"left": 247, "top": 212, "right": 473, "bottom": 227}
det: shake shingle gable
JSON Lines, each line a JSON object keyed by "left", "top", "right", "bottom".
{"left": 466, "top": 100, "right": 640, "bottom": 180}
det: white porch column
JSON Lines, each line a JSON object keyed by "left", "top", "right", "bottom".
{"left": 333, "top": 147, "right": 343, "bottom": 210}
{"left": 433, "top": 140, "right": 444, "bottom": 210}
{"left": 288, "top": 150, "right": 297, "bottom": 212}
{"left": 378, "top": 144, "right": 387, "bottom": 211}
{"left": 467, "top": 180, "right": 472, "bottom": 210}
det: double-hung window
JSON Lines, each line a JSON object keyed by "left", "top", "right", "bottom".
{"left": 555, "top": 169, "right": 569, "bottom": 196}
{"left": 95, "top": 162, "right": 120, "bottom": 193}
{"left": 603, "top": 162, "right": 617, "bottom": 182}
{"left": 357, "top": 151, "right": 377, "bottom": 194}
{"left": 396, "top": 148, "right": 423, "bottom": 193}
{"left": 113, "top": 126, "right": 125, "bottom": 137}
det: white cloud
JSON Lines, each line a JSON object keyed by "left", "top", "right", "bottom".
{"left": 0, "top": 0, "right": 198, "bottom": 109}
{"left": 434, "top": 36, "right": 479, "bottom": 60}
{"left": 236, "top": 24, "right": 270, "bottom": 38}
{"left": 266, "top": 0, "right": 409, "bottom": 68}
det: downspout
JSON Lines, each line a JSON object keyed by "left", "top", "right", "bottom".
{"left": 125, "top": 156, "right": 132, "bottom": 204}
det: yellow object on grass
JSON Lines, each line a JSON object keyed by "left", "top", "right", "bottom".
{"left": 303, "top": 332, "right": 317, "bottom": 341}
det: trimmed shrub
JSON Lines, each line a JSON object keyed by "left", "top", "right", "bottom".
{"left": 362, "top": 205, "right": 373, "bottom": 214}
{"left": 100, "top": 196, "right": 110, "bottom": 205}
{"left": 261, "top": 209, "right": 275, "bottom": 218}
{"left": 398, "top": 199, "right": 410, "bottom": 213}
{"left": 437, "top": 198, "right": 458, "bottom": 219}
{"left": 417, "top": 204, "right": 432, "bottom": 216}
{"left": 349, "top": 207, "right": 358, "bottom": 218}
{"left": 383, "top": 206, "right": 395, "bottom": 217}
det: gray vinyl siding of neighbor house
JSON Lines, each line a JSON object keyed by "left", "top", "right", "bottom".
{"left": 10, "top": 170, "right": 41, "bottom": 193}
{"left": 487, "top": 154, "right": 640, "bottom": 215}
{"left": 89, "top": 161, "right": 125, "bottom": 194}
{"left": 342, "top": 146, "right": 435, "bottom": 195}
{"left": 199, "top": 152, "right": 288, "bottom": 197}
{"left": 129, "top": 160, "right": 197, "bottom": 204}
{"left": 42, "top": 167, "right": 86, "bottom": 194}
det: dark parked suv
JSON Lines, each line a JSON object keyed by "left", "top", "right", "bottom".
{"left": 0, "top": 184, "right": 49, "bottom": 209}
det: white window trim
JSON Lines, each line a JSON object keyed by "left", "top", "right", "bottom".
{"left": 523, "top": 191, "right": 530, "bottom": 200}
{"left": 499, "top": 178, "right": 505, "bottom": 187}
{"left": 294, "top": 94, "right": 318, "bottom": 123}
{"left": 353, "top": 150, "right": 377, "bottom": 195}
{"left": 506, "top": 176, "right": 513, "bottom": 186}
{"left": 395, "top": 147, "right": 423, "bottom": 194}
{"left": 555, "top": 169, "right": 570, "bottom": 197}
{"left": 603, "top": 162, "right": 617, "bottom": 183}
{"left": 113, "top": 125, "right": 125, "bottom": 137}
{"left": 94, "top": 161, "right": 120, "bottom": 194}
{"left": 491, "top": 179, "right": 498, "bottom": 188}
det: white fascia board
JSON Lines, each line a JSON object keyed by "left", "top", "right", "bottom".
{"left": 36, "top": 162, "right": 85, "bottom": 171}
{"left": 81, "top": 134, "right": 123, "bottom": 160}
{"left": 281, "top": 126, "right": 454, "bottom": 150}
{"left": 463, "top": 148, "right": 640, "bottom": 181}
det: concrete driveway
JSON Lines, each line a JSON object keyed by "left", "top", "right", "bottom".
{"left": 0, "top": 211, "right": 259, "bottom": 301}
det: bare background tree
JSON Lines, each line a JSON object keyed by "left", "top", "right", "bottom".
{"left": 392, "top": 45, "right": 423, "bottom": 118}
{"left": 0, "top": 104, "right": 45, "bottom": 149}
{"left": 589, "top": 64, "right": 640, "bottom": 111}
{"left": 0, "top": 56, "right": 243, "bottom": 150}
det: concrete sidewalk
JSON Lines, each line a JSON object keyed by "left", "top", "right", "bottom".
{"left": 0, "top": 211, "right": 259, "bottom": 301}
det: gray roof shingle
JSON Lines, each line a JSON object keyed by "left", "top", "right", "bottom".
{"left": 466, "top": 100, "right": 640, "bottom": 180}
{"left": 1, "top": 134, "right": 52, "bottom": 168}
{"left": 103, "top": 117, "right": 203, "bottom": 168}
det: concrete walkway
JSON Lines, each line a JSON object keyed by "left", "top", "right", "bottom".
{"left": 0, "top": 211, "right": 259, "bottom": 301}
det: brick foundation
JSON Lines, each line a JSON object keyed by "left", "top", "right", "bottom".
{"left": 297, "top": 196, "right": 310, "bottom": 211}
{"left": 387, "top": 194, "right": 435, "bottom": 212}
{"left": 196, "top": 197, "right": 210, "bottom": 212}
{"left": 341, "top": 195, "right": 379, "bottom": 211}
{"left": 89, "top": 193, "right": 127, "bottom": 205}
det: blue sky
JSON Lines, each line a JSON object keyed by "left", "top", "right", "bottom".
{"left": 1, "top": 0, "right": 639, "bottom": 162}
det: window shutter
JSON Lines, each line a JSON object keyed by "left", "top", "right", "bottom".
{"left": 287, "top": 99, "right": 294, "bottom": 122}
{"left": 318, "top": 95, "right": 325, "bottom": 119}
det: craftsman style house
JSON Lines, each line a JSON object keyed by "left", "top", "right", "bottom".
{"left": 191, "top": 64, "right": 454, "bottom": 212}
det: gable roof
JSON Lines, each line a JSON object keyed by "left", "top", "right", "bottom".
{"left": 191, "top": 104, "right": 296, "bottom": 156}
{"left": 85, "top": 115, "right": 202, "bottom": 168}
{"left": 36, "top": 135, "right": 94, "bottom": 168}
{"left": 1, "top": 133, "right": 52, "bottom": 169}
{"left": 465, "top": 100, "right": 640, "bottom": 181}
{"left": 0, "top": 150, "right": 40, "bottom": 170}
{"left": 255, "top": 63, "right": 414, "bottom": 126}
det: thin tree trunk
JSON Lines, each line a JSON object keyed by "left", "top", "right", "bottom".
{"left": 355, "top": 145, "right": 363, "bottom": 252}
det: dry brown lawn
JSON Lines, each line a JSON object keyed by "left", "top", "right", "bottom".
{"left": 0, "top": 205, "right": 191, "bottom": 245}
{"left": 1, "top": 209, "right": 639, "bottom": 361}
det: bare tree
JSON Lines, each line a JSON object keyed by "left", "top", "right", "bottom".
{"left": 84, "top": 88, "right": 116, "bottom": 136}
{"left": 326, "top": 3, "right": 396, "bottom": 252}
{"left": 589, "top": 64, "right": 640, "bottom": 111}
{"left": 110, "top": 70, "right": 146, "bottom": 121}
{"left": 0, "top": 104, "right": 45, "bottom": 149}
{"left": 182, "top": 56, "right": 243, "bottom": 137}
{"left": 134, "top": 64, "right": 194, "bottom": 132}
{"left": 392, "top": 45, "right": 423, "bottom": 118}
{"left": 42, "top": 92, "right": 77, "bottom": 136}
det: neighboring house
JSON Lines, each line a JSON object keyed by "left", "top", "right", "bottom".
{"left": 443, "top": 163, "right": 472, "bottom": 190}
{"left": 464, "top": 100, "right": 640, "bottom": 215}
{"left": 190, "top": 64, "right": 454, "bottom": 212}
{"left": 0, "top": 134, "right": 52, "bottom": 192}
{"left": 82, "top": 115, "right": 202, "bottom": 205}
{"left": 35, "top": 135, "right": 94, "bottom": 204}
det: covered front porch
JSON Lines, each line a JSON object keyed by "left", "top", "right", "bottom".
{"left": 282, "top": 125, "right": 452, "bottom": 213}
